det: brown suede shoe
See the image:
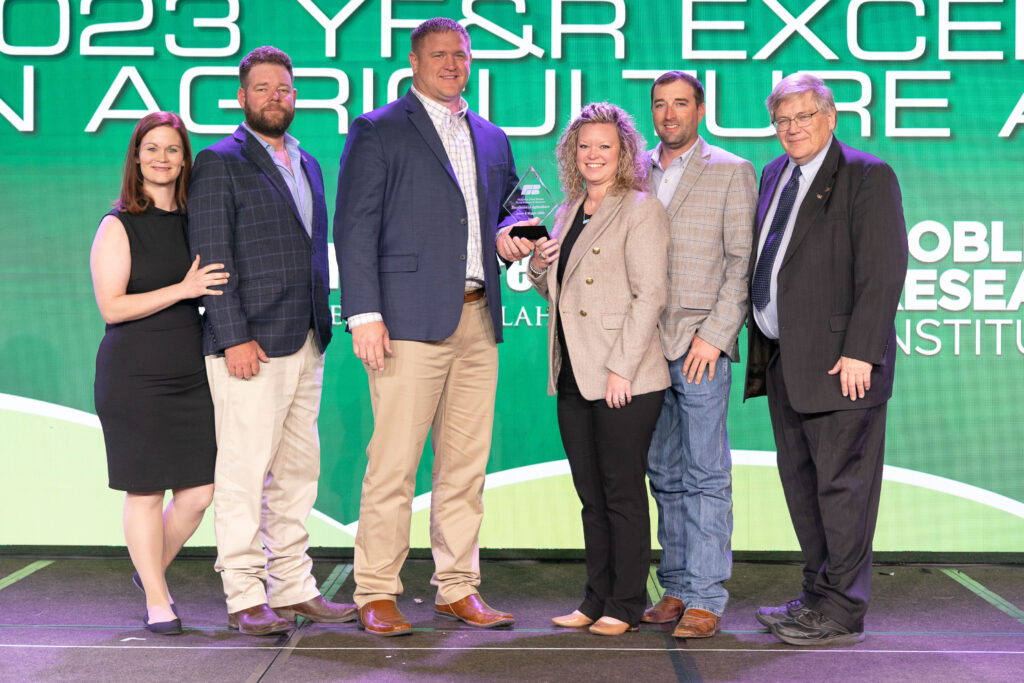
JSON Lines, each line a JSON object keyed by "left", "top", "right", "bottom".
{"left": 274, "top": 595, "right": 357, "bottom": 623}
{"left": 358, "top": 600, "right": 412, "bottom": 637}
{"left": 228, "top": 604, "right": 291, "bottom": 636}
{"left": 641, "top": 595, "right": 685, "bottom": 624}
{"left": 671, "top": 608, "right": 720, "bottom": 639}
{"left": 434, "top": 594, "right": 514, "bottom": 628}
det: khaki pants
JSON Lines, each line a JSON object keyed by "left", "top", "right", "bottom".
{"left": 207, "top": 331, "right": 324, "bottom": 613}
{"left": 353, "top": 298, "right": 498, "bottom": 607}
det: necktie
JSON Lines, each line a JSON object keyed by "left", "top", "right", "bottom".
{"left": 752, "top": 165, "right": 801, "bottom": 311}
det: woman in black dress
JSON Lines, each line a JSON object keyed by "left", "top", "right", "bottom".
{"left": 91, "top": 112, "right": 228, "bottom": 635}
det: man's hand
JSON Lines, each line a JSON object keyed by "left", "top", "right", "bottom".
{"left": 225, "top": 340, "right": 269, "bottom": 379}
{"left": 682, "top": 335, "right": 722, "bottom": 384}
{"left": 352, "top": 321, "right": 391, "bottom": 371}
{"left": 828, "top": 356, "right": 873, "bottom": 401}
{"left": 496, "top": 218, "right": 541, "bottom": 262}
{"left": 605, "top": 372, "right": 632, "bottom": 409}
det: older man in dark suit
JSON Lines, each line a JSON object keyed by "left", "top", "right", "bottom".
{"left": 188, "top": 46, "right": 355, "bottom": 636}
{"left": 334, "top": 18, "right": 531, "bottom": 637}
{"left": 744, "top": 73, "right": 908, "bottom": 646}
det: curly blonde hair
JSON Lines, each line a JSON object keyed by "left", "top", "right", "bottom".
{"left": 555, "top": 102, "right": 648, "bottom": 204}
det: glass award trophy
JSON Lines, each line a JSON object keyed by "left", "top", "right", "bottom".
{"left": 503, "top": 166, "right": 558, "bottom": 239}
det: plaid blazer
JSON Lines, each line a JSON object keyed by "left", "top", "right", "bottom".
{"left": 654, "top": 136, "right": 757, "bottom": 363}
{"left": 187, "top": 125, "right": 332, "bottom": 357}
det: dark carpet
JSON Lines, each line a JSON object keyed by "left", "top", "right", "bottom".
{"left": 0, "top": 557, "right": 1021, "bottom": 682}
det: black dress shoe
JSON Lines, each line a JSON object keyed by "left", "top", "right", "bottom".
{"left": 133, "top": 571, "right": 179, "bottom": 618}
{"left": 769, "top": 608, "right": 864, "bottom": 646}
{"left": 143, "top": 614, "right": 183, "bottom": 635}
{"left": 755, "top": 598, "right": 805, "bottom": 627}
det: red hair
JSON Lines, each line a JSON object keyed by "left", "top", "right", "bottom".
{"left": 115, "top": 111, "right": 193, "bottom": 215}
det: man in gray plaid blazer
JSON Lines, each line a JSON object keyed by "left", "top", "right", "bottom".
{"left": 188, "top": 46, "right": 355, "bottom": 636}
{"left": 640, "top": 72, "right": 757, "bottom": 639}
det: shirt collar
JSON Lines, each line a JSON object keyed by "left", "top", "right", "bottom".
{"left": 242, "top": 121, "right": 301, "bottom": 157}
{"left": 650, "top": 139, "right": 699, "bottom": 172}
{"left": 411, "top": 85, "right": 468, "bottom": 124}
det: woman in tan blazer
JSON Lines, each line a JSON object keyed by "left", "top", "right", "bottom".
{"left": 527, "top": 102, "right": 670, "bottom": 635}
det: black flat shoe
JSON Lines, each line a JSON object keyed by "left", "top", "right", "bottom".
{"left": 143, "top": 615, "right": 183, "bottom": 635}
{"left": 133, "top": 571, "right": 179, "bottom": 617}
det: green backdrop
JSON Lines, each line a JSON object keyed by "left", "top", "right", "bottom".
{"left": 2, "top": 0, "right": 1023, "bottom": 551}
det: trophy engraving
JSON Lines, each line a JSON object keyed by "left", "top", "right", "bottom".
{"left": 503, "top": 166, "right": 557, "bottom": 238}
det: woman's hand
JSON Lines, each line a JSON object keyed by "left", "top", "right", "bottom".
{"left": 180, "top": 254, "right": 229, "bottom": 298}
{"left": 530, "top": 236, "right": 560, "bottom": 273}
{"left": 605, "top": 372, "right": 632, "bottom": 409}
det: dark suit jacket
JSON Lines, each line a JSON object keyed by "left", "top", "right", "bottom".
{"left": 187, "top": 125, "right": 332, "bottom": 357}
{"left": 333, "top": 90, "right": 522, "bottom": 343}
{"left": 743, "top": 138, "right": 908, "bottom": 413}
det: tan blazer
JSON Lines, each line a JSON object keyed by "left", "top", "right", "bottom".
{"left": 529, "top": 189, "right": 670, "bottom": 401}
{"left": 655, "top": 136, "right": 757, "bottom": 362}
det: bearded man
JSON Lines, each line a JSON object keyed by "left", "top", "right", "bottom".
{"left": 187, "top": 46, "right": 355, "bottom": 636}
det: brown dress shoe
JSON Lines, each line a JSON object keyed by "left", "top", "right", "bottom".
{"left": 228, "top": 604, "right": 291, "bottom": 636}
{"left": 274, "top": 595, "right": 357, "bottom": 623}
{"left": 358, "top": 600, "right": 412, "bottom": 637}
{"left": 671, "top": 608, "right": 720, "bottom": 639}
{"left": 641, "top": 595, "right": 685, "bottom": 624}
{"left": 434, "top": 594, "right": 514, "bottom": 628}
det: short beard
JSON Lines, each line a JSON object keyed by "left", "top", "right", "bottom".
{"left": 658, "top": 130, "right": 693, "bottom": 151}
{"left": 244, "top": 102, "right": 294, "bottom": 138}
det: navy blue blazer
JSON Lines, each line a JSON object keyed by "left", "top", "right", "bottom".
{"left": 333, "top": 90, "right": 522, "bottom": 343}
{"left": 187, "top": 125, "right": 332, "bottom": 358}
{"left": 743, "top": 138, "right": 908, "bottom": 412}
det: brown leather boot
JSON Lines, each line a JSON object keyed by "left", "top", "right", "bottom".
{"left": 641, "top": 595, "right": 684, "bottom": 624}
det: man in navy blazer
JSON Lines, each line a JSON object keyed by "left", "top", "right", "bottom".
{"left": 334, "top": 18, "right": 531, "bottom": 636}
{"left": 188, "top": 46, "right": 355, "bottom": 636}
{"left": 744, "top": 74, "right": 908, "bottom": 646}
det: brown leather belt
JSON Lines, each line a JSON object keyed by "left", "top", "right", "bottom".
{"left": 464, "top": 288, "right": 485, "bottom": 303}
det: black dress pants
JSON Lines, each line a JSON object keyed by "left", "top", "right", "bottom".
{"left": 557, "top": 373, "right": 662, "bottom": 625}
{"left": 766, "top": 349, "right": 888, "bottom": 633}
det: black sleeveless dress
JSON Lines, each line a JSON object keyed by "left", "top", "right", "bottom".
{"left": 94, "top": 206, "right": 217, "bottom": 492}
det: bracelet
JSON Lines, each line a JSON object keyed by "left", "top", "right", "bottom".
{"left": 528, "top": 260, "right": 548, "bottom": 276}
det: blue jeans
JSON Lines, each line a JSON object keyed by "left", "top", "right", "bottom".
{"left": 647, "top": 351, "right": 733, "bottom": 616}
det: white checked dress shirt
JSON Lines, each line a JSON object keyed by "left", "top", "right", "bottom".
{"left": 410, "top": 86, "right": 484, "bottom": 290}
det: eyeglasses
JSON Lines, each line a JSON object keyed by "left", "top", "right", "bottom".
{"left": 772, "top": 111, "right": 820, "bottom": 132}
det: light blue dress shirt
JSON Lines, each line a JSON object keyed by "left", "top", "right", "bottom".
{"left": 242, "top": 121, "right": 313, "bottom": 237}
{"left": 649, "top": 142, "right": 699, "bottom": 210}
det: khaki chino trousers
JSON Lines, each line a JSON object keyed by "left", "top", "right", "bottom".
{"left": 353, "top": 298, "right": 498, "bottom": 607}
{"left": 207, "top": 330, "right": 324, "bottom": 614}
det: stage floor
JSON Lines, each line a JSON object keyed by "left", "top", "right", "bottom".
{"left": 1, "top": 556, "right": 1021, "bottom": 682}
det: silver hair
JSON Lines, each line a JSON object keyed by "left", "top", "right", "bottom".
{"left": 765, "top": 73, "right": 836, "bottom": 120}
